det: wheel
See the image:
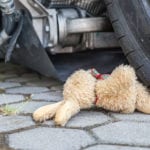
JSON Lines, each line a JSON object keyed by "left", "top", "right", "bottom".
{"left": 104, "top": 0, "right": 150, "bottom": 86}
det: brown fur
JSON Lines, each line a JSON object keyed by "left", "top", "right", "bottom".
{"left": 33, "top": 65, "right": 150, "bottom": 126}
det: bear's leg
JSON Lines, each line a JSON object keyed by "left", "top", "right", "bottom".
{"left": 33, "top": 101, "right": 63, "bottom": 122}
{"left": 136, "top": 82, "right": 150, "bottom": 114}
{"left": 54, "top": 100, "right": 80, "bottom": 126}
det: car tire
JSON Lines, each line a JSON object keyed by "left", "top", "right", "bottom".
{"left": 104, "top": 0, "right": 150, "bottom": 86}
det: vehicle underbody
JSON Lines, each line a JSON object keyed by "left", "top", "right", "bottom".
{"left": 0, "top": 0, "right": 150, "bottom": 85}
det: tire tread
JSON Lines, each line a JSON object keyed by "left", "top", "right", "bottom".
{"left": 104, "top": 0, "right": 150, "bottom": 86}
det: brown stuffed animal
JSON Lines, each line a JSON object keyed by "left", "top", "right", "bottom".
{"left": 33, "top": 65, "right": 150, "bottom": 126}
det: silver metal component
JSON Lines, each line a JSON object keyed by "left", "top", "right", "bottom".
{"left": 0, "top": 30, "right": 9, "bottom": 45}
{"left": 50, "top": 46, "right": 74, "bottom": 54}
{"left": 51, "top": 32, "right": 119, "bottom": 54}
{"left": 28, "top": 0, "right": 48, "bottom": 14}
{"left": 17, "top": 0, "right": 118, "bottom": 54}
{"left": 20, "top": 0, "right": 58, "bottom": 47}
{"left": 67, "top": 17, "right": 112, "bottom": 34}
{"left": 48, "top": 43, "right": 53, "bottom": 48}
{"left": 45, "top": 25, "right": 50, "bottom": 32}
{"left": 47, "top": 9, "right": 58, "bottom": 47}
{"left": 58, "top": 8, "right": 82, "bottom": 47}
{"left": 83, "top": 32, "right": 119, "bottom": 49}
{"left": 48, "top": 0, "right": 105, "bottom": 16}
{"left": 17, "top": 0, "right": 44, "bottom": 43}
{"left": 16, "top": 43, "right": 20, "bottom": 48}
{"left": 28, "top": 0, "right": 59, "bottom": 47}
{"left": 0, "top": 0, "right": 15, "bottom": 14}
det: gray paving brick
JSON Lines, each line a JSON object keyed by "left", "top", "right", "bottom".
{"left": 85, "top": 145, "right": 150, "bottom": 150}
{"left": 0, "top": 63, "right": 19, "bottom": 69}
{"left": 45, "top": 111, "right": 111, "bottom": 128}
{"left": 65, "top": 111, "right": 111, "bottom": 128}
{"left": 21, "top": 73, "right": 39, "bottom": 78}
{"left": 0, "top": 65, "right": 18, "bottom": 73}
{"left": 5, "top": 76, "right": 39, "bottom": 83}
{"left": 26, "top": 78, "right": 60, "bottom": 87}
{"left": 0, "top": 63, "right": 7, "bottom": 67}
{"left": 0, "top": 63, "right": 27, "bottom": 74}
{"left": 31, "top": 91, "right": 62, "bottom": 102}
{"left": 6, "top": 86, "right": 50, "bottom": 94}
{"left": 9, "top": 101, "right": 52, "bottom": 114}
{"left": 111, "top": 112, "right": 150, "bottom": 122}
{"left": 0, "top": 94, "right": 25, "bottom": 105}
{"left": 0, "top": 145, "right": 13, "bottom": 150}
{"left": 6, "top": 67, "right": 29, "bottom": 74}
{"left": 92, "top": 121, "right": 150, "bottom": 146}
{"left": 0, "top": 82, "right": 21, "bottom": 89}
{"left": 1, "top": 61, "right": 150, "bottom": 149}
{"left": 50, "top": 85, "right": 63, "bottom": 91}
{"left": 8, "top": 127, "right": 95, "bottom": 150}
{"left": 0, "top": 115, "right": 35, "bottom": 133}
{"left": 0, "top": 74, "right": 18, "bottom": 80}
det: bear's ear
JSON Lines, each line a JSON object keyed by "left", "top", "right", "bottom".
{"left": 110, "top": 65, "right": 137, "bottom": 87}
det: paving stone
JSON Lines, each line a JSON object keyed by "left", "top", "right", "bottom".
{"left": 0, "top": 62, "right": 7, "bottom": 67}
{"left": 0, "top": 94, "right": 25, "bottom": 105}
{"left": 7, "top": 69, "right": 28, "bottom": 74}
{"left": 8, "top": 127, "right": 95, "bottom": 150}
{"left": 92, "top": 121, "right": 150, "bottom": 146}
{"left": 5, "top": 76, "right": 39, "bottom": 83}
{"left": 31, "top": 91, "right": 62, "bottom": 102}
{"left": 0, "top": 82, "right": 21, "bottom": 89}
{"left": 85, "top": 145, "right": 150, "bottom": 150}
{"left": 0, "top": 134, "right": 5, "bottom": 145}
{"left": 9, "top": 101, "right": 52, "bottom": 114}
{"left": 0, "top": 64, "right": 19, "bottom": 73}
{"left": 50, "top": 85, "right": 63, "bottom": 91}
{"left": 0, "top": 63, "right": 19, "bottom": 69}
{"left": 65, "top": 111, "right": 111, "bottom": 128}
{"left": 0, "top": 74, "right": 18, "bottom": 81}
{"left": 6, "top": 86, "right": 50, "bottom": 94}
{"left": 21, "top": 73, "right": 39, "bottom": 78}
{"left": 0, "top": 63, "right": 26, "bottom": 73}
{"left": 45, "top": 111, "right": 111, "bottom": 127}
{"left": 0, "top": 115, "right": 35, "bottom": 133}
{"left": 0, "top": 145, "right": 14, "bottom": 150}
{"left": 26, "top": 79, "right": 61, "bottom": 87}
{"left": 111, "top": 112, "right": 150, "bottom": 122}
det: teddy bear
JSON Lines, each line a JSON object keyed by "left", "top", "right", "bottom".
{"left": 33, "top": 65, "right": 150, "bottom": 126}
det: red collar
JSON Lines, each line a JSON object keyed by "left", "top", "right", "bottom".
{"left": 91, "top": 68, "right": 110, "bottom": 105}
{"left": 91, "top": 68, "right": 104, "bottom": 80}
{"left": 91, "top": 68, "right": 110, "bottom": 80}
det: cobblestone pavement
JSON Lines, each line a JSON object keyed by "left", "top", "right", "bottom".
{"left": 0, "top": 62, "right": 150, "bottom": 150}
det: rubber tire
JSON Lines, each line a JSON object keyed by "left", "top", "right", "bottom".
{"left": 104, "top": 0, "right": 150, "bottom": 86}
